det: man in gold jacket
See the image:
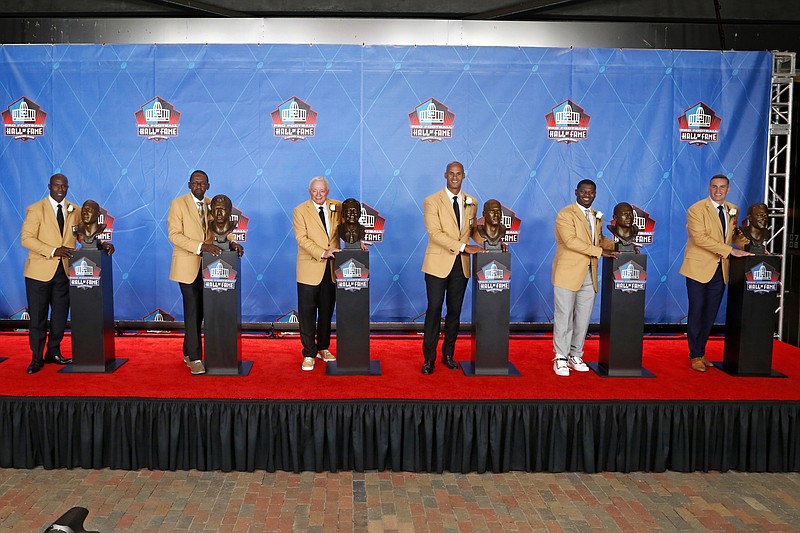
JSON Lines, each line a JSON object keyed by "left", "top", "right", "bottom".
{"left": 168, "top": 169, "right": 243, "bottom": 375}
{"left": 21, "top": 174, "right": 79, "bottom": 374}
{"left": 679, "top": 174, "right": 751, "bottom": 372}
{"left": 293, "top": 176, "right": 342, "bottom": 371}
{"left": 420, "top": 161, "right": 486, "bottom": 374}
{"left": 551, "top": 179, "right": 616, "bottom": 377}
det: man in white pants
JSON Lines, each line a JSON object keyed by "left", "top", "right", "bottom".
{"left": 551, "top": 179, "right": 616, "bottom": 376}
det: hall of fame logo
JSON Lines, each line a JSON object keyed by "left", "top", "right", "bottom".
{"left": 142, "top": 308, "right": 175, "bottom": 322}
{"left": 95, "top": 206, "right": 115, "bottom": 242}
{"left": 359, "top": 203, "right": 386, "bottom": 243}
{"left": 609, "top": 205, "right": 656, "bottom": 246}
{"left": 2, "top": 97, "right": 46, "bottom": 141}
{"left": 612, "top": 260, "right": 647, "bottom": 293}
{"left": 276, "top": 310, "right": 299, "bottom": 324}
{"left": 202, "top": 259, "right": 238, "bottom": 292}
{"left": 230, "top": 206, "right": 250, "bottom": 242}
{"left": 545, "top": 100, "right": 590, "bottom": 144}
{"left": 9, "top": 307, "right": 30, "bottom": 321}
{"left": 335, "top": 258, "right": 369, "bottom": 291}
{"left": 68, "top": 257, "right": 102, "bottom": 290}
{"left": 745, "top": 262, "right": 780, "bottom": 294}
{"left": 677, "top": 102, "right": 722, "bottom": 146}
{"left": 476, "top": 204, "right": 522, "bottom": 244}
{"left": 135, "top": 97, "right": 181, "bottom": 141}
{"left": 476, "top": 260, "right": 511, "bottom": 293}
{"left": 271, "top": 97, "right": 318, "bottom": 141}
{"left": 408, "top": 98, "right": 455, "bottom": 142}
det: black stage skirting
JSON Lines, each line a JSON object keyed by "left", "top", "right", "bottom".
{"left": 2, "top": 397, "right": 798, "bottom": 473}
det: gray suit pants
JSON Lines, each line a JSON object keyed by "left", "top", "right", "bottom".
{"left": 552, "top": 270, "right": 596, "bottom": 359}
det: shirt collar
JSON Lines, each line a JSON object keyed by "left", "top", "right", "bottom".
{"left": 709, "top": 198, "right": 725, "bottom": 210}
{"left": 576, "top": 202, "right": 591, "bottom": 213}
{"left": 48, "top": 196, "right": 63, "bottom": 210}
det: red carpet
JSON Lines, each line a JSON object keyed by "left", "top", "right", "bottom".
{"left": 0, "top": 332, "right": 798, "bottom": 401}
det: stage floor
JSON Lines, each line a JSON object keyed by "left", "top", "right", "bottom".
{"left": 1, "top": 332, "right": 798, "bottom": 402}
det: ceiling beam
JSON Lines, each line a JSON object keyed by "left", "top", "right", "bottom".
{"left": 139, "top": 0, "right": 250, "bottom": 17}
{"left": 464, "top": 0, "right": 591, "bottom": 20}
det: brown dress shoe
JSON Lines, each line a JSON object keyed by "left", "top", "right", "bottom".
{"left": 690, "top": 358, "right": 707, "bottom": 372}
{"left": 700, "top": 356, "right": 714, "bottom": 367}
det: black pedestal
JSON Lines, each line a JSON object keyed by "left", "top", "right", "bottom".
{"left": 463, "top": 252, "right": 519, "bottom": 376}
{"left": 61, "top": 249, "right": 126, "bottom": 374}
{"left": 590, "top": 253, "right": 654, "bottom": 378}
{"left": 328, "top": 249, "right": 380, "bottom": 376}
{"left": 718, "top": 255, "right": 786, "bottom": 377}
{"left": 202, "top": 251, "right": 252, "bottom": 376}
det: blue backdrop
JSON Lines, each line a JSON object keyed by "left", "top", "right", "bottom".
{"left": 0, "top": 45, "right": 771, "bottom": 323}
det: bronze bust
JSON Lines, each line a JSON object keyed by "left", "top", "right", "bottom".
{"left": 207, "top": 194, "right": 238, "bottom": 249}
{"left": 339, "top": 198, "right": 366, "bottom": 249}
{"left": 607, "top": 202, "right": 639, "bottom": 253}
{"left": 476, "top": 199, "right": 506, "bottom": 251}
{"left": 740, "top": 202, "right": 770, "bottom": 254}
{"left": 73, "top": 200, "right": 113, "bottom": 254}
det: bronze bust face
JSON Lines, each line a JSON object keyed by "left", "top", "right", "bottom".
{"left": 476, "top": 199, "right": 506, "bottom": 250}
{"left": 741, "top": 202, "right": 770, "bottom": 253}
{"left": 608, "top": 202, "right": 639, "bottom": 252}
{"left": 208, "top": 194, "right": 238, "bottom": 247}
{"left": 73, "top": 200, "right": 106, "bottom": 247}
{"left": 339, "top": 198, "right": 366, "bottom": 249}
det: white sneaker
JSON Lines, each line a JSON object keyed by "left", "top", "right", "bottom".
{"left": 316, "top": 349, "right": 336, "bottom": 362}
{"left": 301, "top": 357, "right": 315, "bottom": 371}
{"left": 553, "top": 356, "right": 570, "bottom": 376}
{"left": 567, "top": 355, "right": 589, "bottom": 372}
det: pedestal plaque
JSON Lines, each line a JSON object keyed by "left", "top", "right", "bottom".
{"left": 718, "top": 255, "right": 785, "bottom": 377}
{"left": 328, "top": 250, "right": 381, "bottom": 375}
{"left": 462, "top": 252, "right": 519, "bottom": 376}
{"left": 589, "top": 253, "right": 654, "bottom": 378}
{"left": 61, "top": 249, "right": 126, "bottom": 373}
{"left": 202, "top": 251, "right": 252, "bottom": 376}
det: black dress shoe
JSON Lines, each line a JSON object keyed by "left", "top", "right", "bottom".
{"left": 421, "top": 361, "right": 435, "bottom": 374}
{"left": 44, "top": 353, "right": 72, "bottom": 365}
{"left": 441, "top": 355, "right": 459, "bottom": 370}
{"left": 27, "top": 362, "right": 43, "bottom": 374}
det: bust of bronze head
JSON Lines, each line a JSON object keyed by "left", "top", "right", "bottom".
{"left": 741, "top": 202, "right": 770, "bottom": 254}
{"left": 208, "top": 194, "right": 238, "bottom": 249}
{"left": 608, "top": 202, "right": 639, "bottom": 252}
{"left": 73, "top": 199, "right": 106, "bottom": 248}
{"left": 476, "top": 199, "right": 506, "bottom": 251}
{"left": 339, "top": 198, "right": 366, "bottom": 249}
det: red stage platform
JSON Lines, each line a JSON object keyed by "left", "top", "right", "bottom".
{"left": 0, "top": 332, "right": 798, "bottom": 401}
{"left": 1, "top": 332, "right": 798, "bottom": 474}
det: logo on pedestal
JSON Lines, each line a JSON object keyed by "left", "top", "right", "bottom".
{"left": 745, "top": 262, "right": 780, "bottom": 293}
{"left": 476, "top": 260, "right": 511, "bottom": 293}
{"left": 476, "top": 203, "right": 523, "bottom": 244}
{"left": 202, "top": 259, "right": 237, "bottom": 292}
{"left": 335, "top": 258, "right": 369, "bottom": 291}
{"left": 68, "top": 257, "right": 102, "bottom": 289}
{"left": 612, "top": 260, "right": 646, "bottom": 293}
{"left": 271, "top": 97, "right": 318, "bottom": 141}
{"left": 678, "top": 102, "right": 722, "bottom": 146}
{"left": 135, "top": 97, "right": 181, "bottom": 141}
{"left": 359, "top": 203, "right": 386, "bottom": 243}
{"left": 545, "top": 99, "right": 590, "bottom": 144}
{"left": 409, "top": 98, "right": 455, "bottom": 142}
{"left": 3, "top": 97, "right": 46, "bottom": 141}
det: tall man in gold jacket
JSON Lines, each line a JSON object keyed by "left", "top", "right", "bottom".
{"left": 551, "top": 179, "right": 616, "bottom": 377}
{"left": 21, "top": 174, "right": 79, "bottom": 374}
{"left": 168, "top": 170, "right": 243, "bottom": 375}
{"left": 679, "top": 174, "right": 751, "bottom": 372}
{"left": 420, "top": 161, "right": 486, "bottom": 374}
{"left": 293, "top": 176, "right": 342, "bottom": 371}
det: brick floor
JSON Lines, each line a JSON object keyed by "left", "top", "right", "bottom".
{"left": 0, "top": 468, "right": 798, "bottom": 532}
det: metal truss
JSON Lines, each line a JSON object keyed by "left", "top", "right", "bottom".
{"left": 765, "top": 51, "right": 795, "bottom": 339}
